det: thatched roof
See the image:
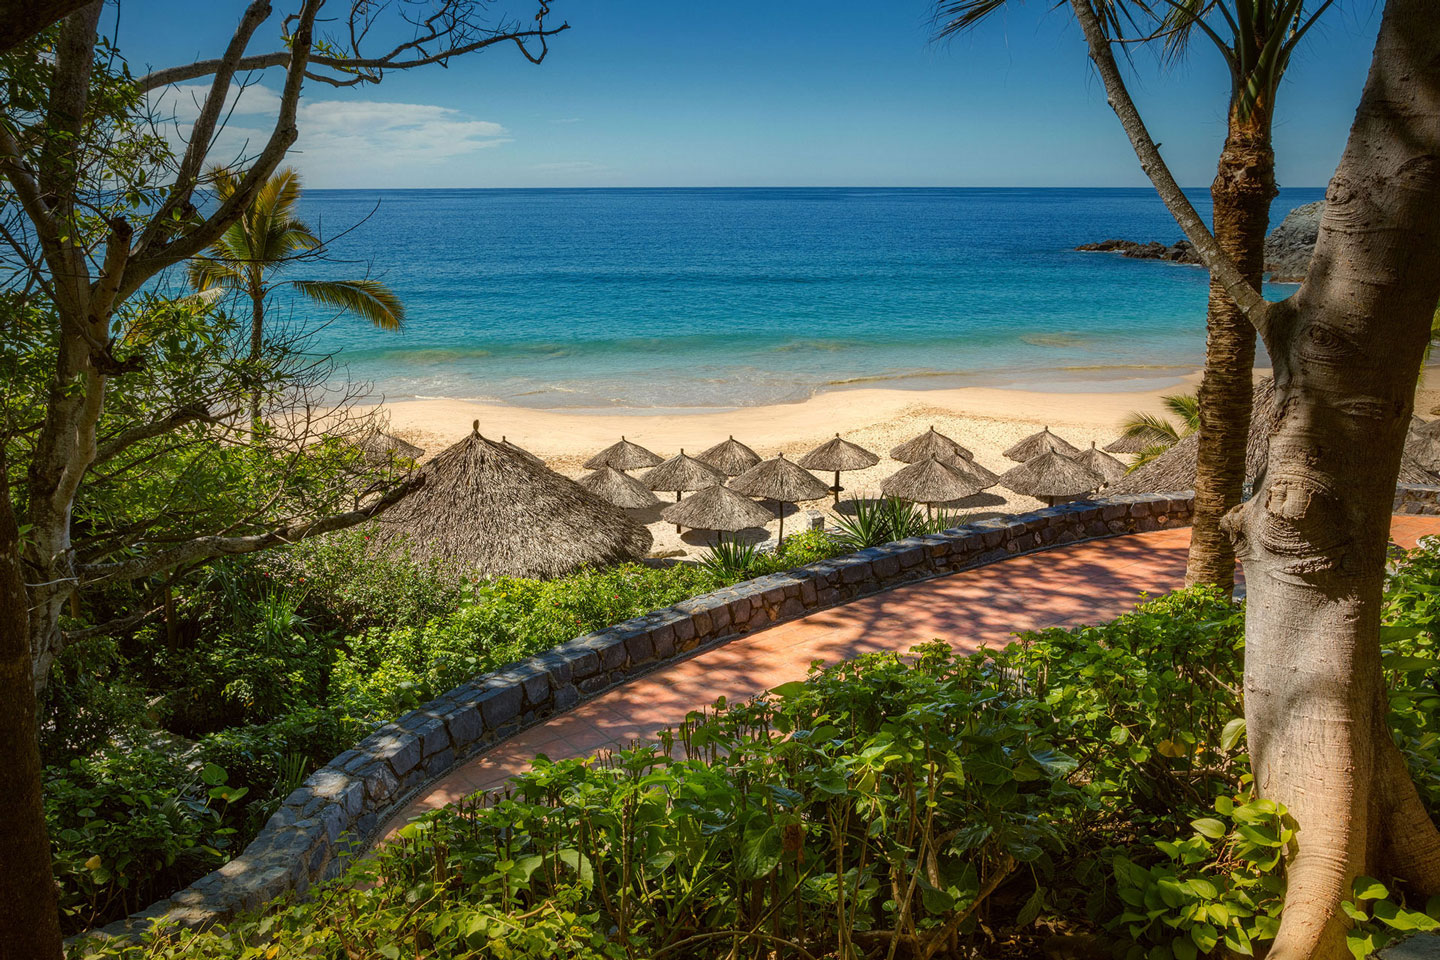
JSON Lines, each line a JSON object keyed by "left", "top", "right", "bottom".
{"left": 730, "top": 454, "right": 830, "bottom": 503}
{"left": 368, "top": 426, "right": 651, "bottom": 578}
{"left": 890, "top": 426, "right": 973, "bottom": 463}
{"left": 579, "top": 466, "right": 661, "bottom": 509}
{"left": 584, "top": 437, "right": 663, "bottom": 471}
{"left": 798, "top": 434, "right": 880, "bottom": 472}
{"left": 1003, "top": 427, "right": 1081, "bottom": 463}
{"left": 1106, "top": 380, "right": 1277, "bottom": 495}
{"left": 1112, "top": 379, "right": 1436, "bottom": 492}
{"left": 1076, "top": 441, "right": 1128, "bottom": 485}
{"left": 641, "top": 450, "right": 724, "bottom": 493}
{"left": 955, "top": 456, "right": 1001, "bottom": 488}
{"left": 1413, "top": 418, "right": 1440, "bottom": 442}
{"left": 498, "top": 435, "right": 545, "bottom": 467}
{"left": 999, "top": 451, "right": 1103, "bottom": 499}
{"left": 356, "top": 428, "right": 424, "bottom": 462}
{"left": 1405, "top": 430, "right": 1440, "bottom": 472}
{"left": 660, "top": 484, "right": 772, "bottom": 532}
{"left": 881, "top": 456, "right": 985, "bottom": 504}
{"left": 1103, "top": 432, "right": 1153, "bottom": 455}
{"left": 697, "top": 435, "right": 762, "bottom": 477}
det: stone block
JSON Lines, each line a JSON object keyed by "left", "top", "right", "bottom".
{"left": 650, "top": 622, "right": 676, "bottom": 658}
{"left": 442, "top": 705, "right": 484, "bottom": 748}
{"left": 553, "top": 683, "right": 580, "bottom": 711}
{"left": 477, "top": 681, "right": 523, "bottom": 728}
{"left": 365, "top": 727, "right": 421, "bottom": 777}
{"left": 839, "top": 560, "right": 873, "bottom": 584}
{"left": 800, "top": 579, "right": 819, "bottom": 603}
{"left": 779, "top": 596, "right": 806, "bottom": 619}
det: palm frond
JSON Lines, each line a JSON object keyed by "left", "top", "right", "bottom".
{"left": 1121, "top": 411, "right": 1181, "bottom": 444}
{"left": 932, "top": 0, "right": 1013, "bottom": 39}
{"left": 186, "top": 256, "right": 245, "bottom": 292}
{"left": 291, "top": 279, "right": 406, "bottom": 331}
{"left": 1162, "top": 392, "right": 1201, "bottom": 431}
{"left": 1126, "top": 441, "right": 1178, "bottom": 471}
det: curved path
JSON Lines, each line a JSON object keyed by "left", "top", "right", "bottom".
{"left": 383, "top": 516, "right": 1440, "bottom": 834}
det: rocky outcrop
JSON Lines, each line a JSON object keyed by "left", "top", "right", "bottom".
{"left": 1075, "top": 200, "right": 1324, "bottom": 282}
{"left": 1263, "top": 200, "right": 1323, "bottom": 281}
{"left": 1076, "top": 238, "right": 1200, "bottom": 264}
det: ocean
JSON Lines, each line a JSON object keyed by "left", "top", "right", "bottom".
{"left": 277, "top": 187, "right": 1320, "bottom": 410}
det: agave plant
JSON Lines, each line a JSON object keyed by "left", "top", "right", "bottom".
{"left": 698, "top": 538, "right": 760, "bottom": 581}
{"left": 832, "top": 497, "right": 971, "bottom": 550}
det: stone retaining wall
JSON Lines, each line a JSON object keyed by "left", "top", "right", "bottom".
{"left": 87, "top": 491, "right": 1195, "bottom": 942}
{"left": 1395, "top": 483, "right": 1440, "bottom": 515}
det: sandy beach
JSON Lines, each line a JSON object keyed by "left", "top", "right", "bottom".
{"left": 361, "top": 368, "right": 1440, "bottom": 558}
{"left": 359, "top": 373, "right": 1227, "bottom": 558}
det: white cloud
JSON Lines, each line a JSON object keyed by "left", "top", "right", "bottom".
{"left": 294, "top": 100, "right": 510, "bottom": 166}
{"left": 151, "top": 84, "right": 510, "bottom": 181}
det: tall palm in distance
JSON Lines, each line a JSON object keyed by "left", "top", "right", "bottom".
{"left": 934, "top": 0, "right": 1334, "bottom": 596}
{"left": 187, "top": 166, "right": 405, "bottom": 420}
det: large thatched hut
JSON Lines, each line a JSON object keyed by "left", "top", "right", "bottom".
{"left": 367, "top": 425, "right": 652, "bottom": 578}
{"left": 881, "top": 456, "right": 985, "bottom": 506}
{"left": 1108, "top": 379, "right": 1435, "bottom": 494}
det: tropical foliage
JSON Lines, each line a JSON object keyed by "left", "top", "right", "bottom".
{"left": 1119, "top": 392, "right": 1200, "bottom": 469}
{"left": 831, "top": 496, "right": 970, "bottom": 550}
{"left": 43, "top": 529, "right": 846, "bottom": 930}
{"left": 71, "top": 538, "right": 1440, "bottom": 958}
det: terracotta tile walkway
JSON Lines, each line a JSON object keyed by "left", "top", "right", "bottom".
{"left": 382, "top": 516, "right": 1440, "bottom": 835}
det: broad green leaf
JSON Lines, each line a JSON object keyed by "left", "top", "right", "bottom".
{"left": 738, "top": 819, "right": 782, "bottom": 879}
{"left": 1191, "top": 818, "right": 1227, "bottom": 840}
{"left": 1353, "top": 877, "right": 1389, "bottom": 901}
{"left": 1221, "top": 718, "right": 1247, "bottom": 752}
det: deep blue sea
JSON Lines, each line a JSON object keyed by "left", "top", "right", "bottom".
{"left": 275, "top": 187, "right": 1320, "bottom": 410}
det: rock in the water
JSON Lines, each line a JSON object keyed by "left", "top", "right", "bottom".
{"left": 1263, "top": 199, "right": 1323, "bottom": 282}
{"left": 1075, "top": 200, "right": 1323, "bottom": 282}
{"left": 1075, "top": 238, "right": 1200, "bottom": 264}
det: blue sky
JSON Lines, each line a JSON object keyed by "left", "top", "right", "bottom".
{"left": 118, "top": 0, "right": 1384, "bottom": 189}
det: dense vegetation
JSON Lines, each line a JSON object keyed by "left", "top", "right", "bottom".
{"left": 71, "top": 539, "right": 1440, "bottom": 959}
{"left": 44, "top": 530, "right": 844, "bottom": 932}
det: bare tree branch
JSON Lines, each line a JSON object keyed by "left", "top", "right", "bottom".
{"left": 76, "top": 473, "right": 424, "bottom": 586}
{"left": 91, "top": 402, "right": 215, "bottom": 465}
{"left": 1067, "top": 0, "right": 1277, "bottom": 337}
{"left": 134, "top": 8, "right": 569, "bottom": 93}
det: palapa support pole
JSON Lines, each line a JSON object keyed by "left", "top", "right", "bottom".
{"left": 832, "top": 469, "right": 842, "bottom": 504}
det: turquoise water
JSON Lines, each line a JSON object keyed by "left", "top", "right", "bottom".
{"left": 279, "top": 187, "right": 1318, "bottom": 410}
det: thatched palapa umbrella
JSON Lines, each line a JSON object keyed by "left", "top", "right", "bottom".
{"left": 998, "top": 450, "right": 1103, "bottom": 506}
{"left": 890, "top": 425, "right": 973, "bottom": 464}
{"left": 642, "top": 450, "right": 724, "bottom": 532}
{"left": 499, "top": 435, "right": 545, "bottom": 467}
{"left": 881, "top": 455, "right": 985, "bottom": 516}
{"left": 661, "top": 484, "right": 772, "bottom": 544}
{"left": 1076, "top": 441, "right": 1128, "bottom": 486}
{"left": 697, "top": 435, "right": 762, "bottom": 477}
{"left": 1004, "top": 426, "right": 1081, "bottom": 463}
{"left": 730, "top": 454, "right": 829, "bottom": 544}
{"left": 1103, "top": 432, "right": 1154, "bottom": 456}
{"left": 585, "top": 436, "right": 663, "bottom": 472}
{"left": 579, "top": 466, "right": 661, "bottom": 509}
{"left": 642, "top": 450, "right": 724, "bottom": 501}
{"left": 798, "top": 433, "right": 880, "bottom": 503}
{"left": 355, "top": 427, "right": 423, "bottom": 463}
{"left": 367, "top": 422, "right": 651, "bottom": 579}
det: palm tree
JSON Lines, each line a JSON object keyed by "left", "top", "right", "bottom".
{"left": 187, "top": 166, "right": 405, "bottom": 419}
{"left": 1120, "top": 391, "right": 1200, "bottom": 468}
{"left": 934, "top": 0, "right": 1334, "bottom": 595}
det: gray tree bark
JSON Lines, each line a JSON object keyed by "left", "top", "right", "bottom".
{"left": 1066, "top": 1, "right": 1440, "bottom": 957}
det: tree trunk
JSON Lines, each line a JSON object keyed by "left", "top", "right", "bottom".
{"left": 249, "top": 287, "right": 264, "bottom": 426}
{"left": 1231, "top": 4, "right": 1440, "bottom": 956}
{"left": 1187, "top": 108, "right": 1275, "bottom": 593}
{"left": 0, "top": 455, "right": 64, "bottom": 960}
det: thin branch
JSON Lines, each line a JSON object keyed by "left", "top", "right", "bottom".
{"left": 91, "top": 402, "right": 214, "bottom": 465}
{"left": 134, "top": 21, "right": 570, "bottom": 94}
{"left": 1067, "top": 0, "right": 1275, "bottom": 337}
{"left": 75, "top": 473, "right": 424, "bottom": 586}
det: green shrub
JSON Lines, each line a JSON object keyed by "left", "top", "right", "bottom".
{"left": 46, "top": 748, "right": 242, "bottom": 931}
